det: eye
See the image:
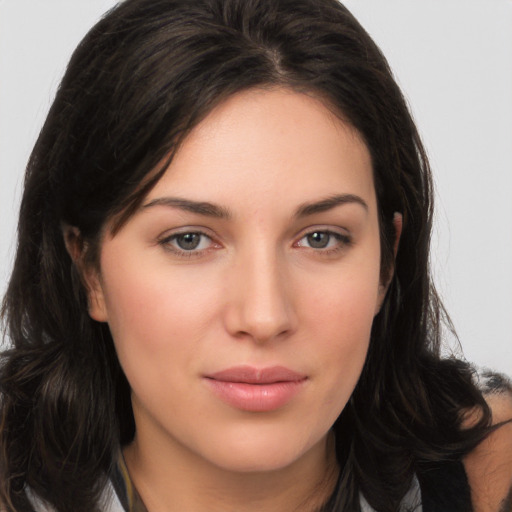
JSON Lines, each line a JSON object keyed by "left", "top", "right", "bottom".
{"left": 304, "top": 231, "right": 332, "bottom": 249}
{"left": 295, "top": 230, "right": 350, "bottom": 251}
{"left": 173, "top": 233, "right": 206, "bottom": 250}
{"left": 159, "top": 231, "right": 215, "bottom": 254}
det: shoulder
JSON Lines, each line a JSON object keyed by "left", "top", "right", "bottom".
{"left": 463, "top": 371, "right": 512, "bottom": 512}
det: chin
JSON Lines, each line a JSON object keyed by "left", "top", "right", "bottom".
{"left": 210, "top": 450, "right": 303, "bottom": 474}
{"left": 198, "top": 427, "right": 325, "bottom": 474}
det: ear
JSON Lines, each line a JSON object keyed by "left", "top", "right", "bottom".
{"left": 391, "top": 211, "right": 403, "bottom": 260}
{"left": 62, "top": 224, "right": 109, "bottom": 322}
{"left": 375, "top": 212, "right": 403, "bottom": 314}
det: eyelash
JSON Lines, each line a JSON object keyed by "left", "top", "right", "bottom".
{"left": 294, "top": 230, "right": 352, "bottom": 255}
{"left": 158, "top": 229, "right": 352, "bottom": 258}
{"left": 158, "top": 231, "right": 218, "bottom": 258}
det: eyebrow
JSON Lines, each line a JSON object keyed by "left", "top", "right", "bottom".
{"left": 294, "top": 194, "right": 368, "bottom": 217}
{"left": 143, "top": 193, "right": 367, "bottom": 219}
{"left": 143, "top": 197, "right": 232, "bottom": 219}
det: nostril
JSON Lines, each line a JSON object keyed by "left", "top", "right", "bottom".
{"left": 224, "top": 294, "right": 296, "bottom": 343}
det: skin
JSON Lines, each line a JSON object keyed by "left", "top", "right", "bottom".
{"left": 83, "top": 88, "right": 396, "bottom": 511}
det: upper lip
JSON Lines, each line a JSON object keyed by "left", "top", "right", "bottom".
{"left": 205, "top": 365, "right": 306, "bottom": 384}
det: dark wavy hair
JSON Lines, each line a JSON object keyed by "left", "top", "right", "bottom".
{"left": 0, "top": 0, "right": 491, "bottom": 511}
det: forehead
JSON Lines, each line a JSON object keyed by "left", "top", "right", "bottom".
{"left": 145, "top": 87, "right": 376, "bottom": 214}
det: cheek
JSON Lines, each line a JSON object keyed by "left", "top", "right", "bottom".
{"left": 98, "top": 248, "right": 224, "bottom": 390}
{"left": 312, "top": 279, "right": 376, "bottom": 377}
{"left": 302, "top": 253, "right": 381, "bottom": 344}
{"left": 101, "top": 246, "right": 215, "bottom": 334}
{"left": 299, "top": 256, "right": 380, "bottom": 414}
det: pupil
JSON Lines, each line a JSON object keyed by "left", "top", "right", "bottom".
{"left": 177, "top": 233, "right": 200, "bottom": 250}
{"left": 307, "top": 232, "right": 329, "bottom": 248}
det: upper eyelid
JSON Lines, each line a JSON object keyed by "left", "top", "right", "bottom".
{"left": 294, "top": 225, "right": 351, "bottom": 239}
{"left": 158, "top": 226, "right": 217, "bottom": 239}
{"left": 158, "top": 228, "right": 217, "bottom": 248}
{"left": 295, "top": 230, "right": 350, "bottom": 243}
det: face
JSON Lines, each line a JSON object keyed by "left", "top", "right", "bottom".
{"left": 87, "top": 88, "right": 387, "bottom": 474}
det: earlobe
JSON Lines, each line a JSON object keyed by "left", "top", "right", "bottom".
{"left": 85, "top": 271, "right": 109, "bottom": 323}
{"left": 62, "top": 224, "right": 109, "bottom": 323}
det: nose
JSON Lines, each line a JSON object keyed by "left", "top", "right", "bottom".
{"left": 224, "top": 247, "right": 297, "bottom": 344}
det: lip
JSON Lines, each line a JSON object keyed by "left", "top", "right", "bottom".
{"left": 204, "top": 365, "right": 307, "bottom": 412}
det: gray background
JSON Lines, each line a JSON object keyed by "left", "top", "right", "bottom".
{"left": 1, "top": 0, "right": 511, "bottom": 374}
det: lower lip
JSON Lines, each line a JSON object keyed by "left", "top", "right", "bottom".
{"left": 205, "top": 379, "right": 306, "bottom": 412}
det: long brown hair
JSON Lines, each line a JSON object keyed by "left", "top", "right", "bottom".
{"left": 1, "top": 1, "right": 490, "bottom": 510}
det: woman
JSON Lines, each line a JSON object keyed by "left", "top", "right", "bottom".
{"left": 1, "top": 0, "right": 510, "bottom": 511}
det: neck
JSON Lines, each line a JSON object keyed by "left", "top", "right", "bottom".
{"left": 123, "top": 430, "right": 339, "bottom": 512}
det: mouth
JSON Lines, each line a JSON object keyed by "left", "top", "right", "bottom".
{"left": 204, "top": 365, "right": 307, "bottom": 412}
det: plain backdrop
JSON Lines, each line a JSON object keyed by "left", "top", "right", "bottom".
{"left": 0, "top": 0, "right": 511, "bottom": 374}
